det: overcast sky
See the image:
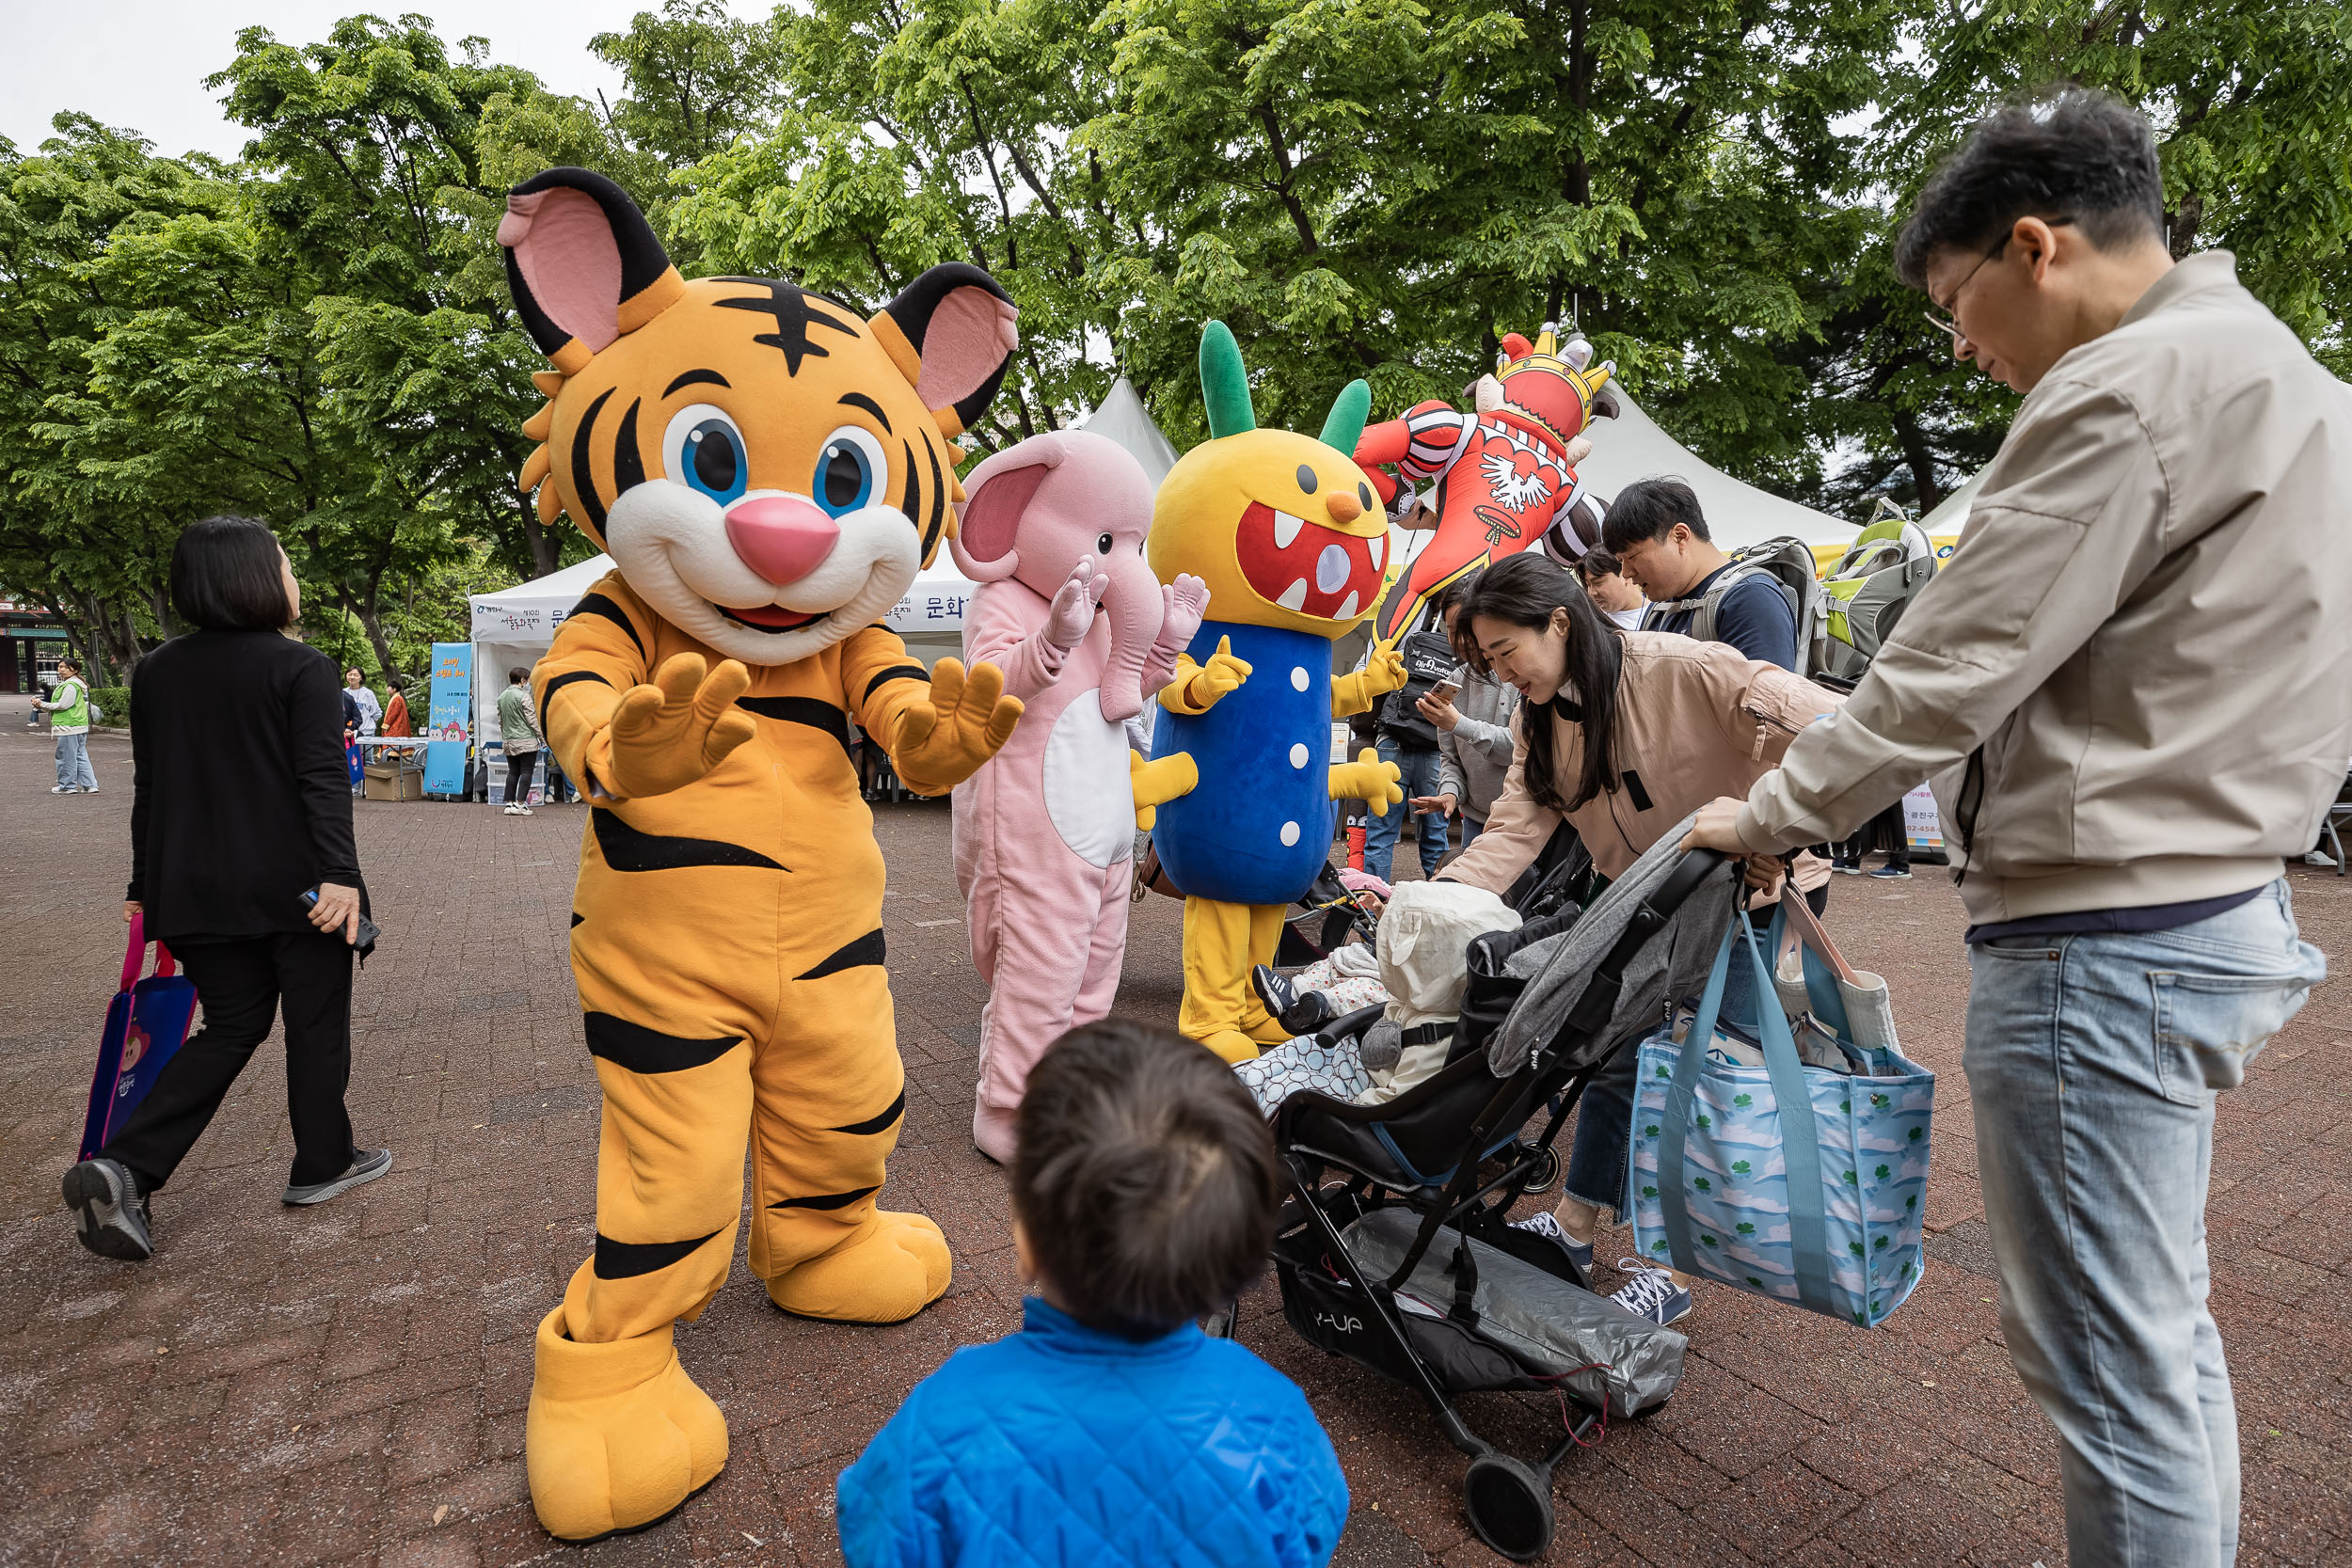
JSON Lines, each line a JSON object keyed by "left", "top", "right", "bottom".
{"left": 0, "top": 1, "right": 766, "bottom": 163}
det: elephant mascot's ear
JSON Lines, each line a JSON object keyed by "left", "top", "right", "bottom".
{"left": 949, "top": 434, "right": 1068, "bottom": 582}
{"left": 869, "top": 265, "right": 1021, "bottom": 444}
{"left": 499, "top": 167, "right": 685, "bottom": 374}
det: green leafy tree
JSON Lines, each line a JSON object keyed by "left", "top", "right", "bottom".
{"left": 0, "top": 118, "right": 255, "bottom": 679}
{"left": 209, "top": 15, "right": 565, "bottom": 592}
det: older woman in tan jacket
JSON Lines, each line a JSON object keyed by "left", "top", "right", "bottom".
{"left": 1436, "top": 552, "right": 1843, "bottom": 1324}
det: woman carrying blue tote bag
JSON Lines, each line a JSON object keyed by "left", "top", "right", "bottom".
{"left": 1629, "top": 889, "right": 1934, "bottom": 1326}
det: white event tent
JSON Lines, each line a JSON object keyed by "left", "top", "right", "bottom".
{"left": 1573, "top": 388, "right": 1848, "bottom": 547}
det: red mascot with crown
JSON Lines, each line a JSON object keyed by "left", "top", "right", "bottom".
{"left": 1354, "top": 325, "right": 1619, "bottom": 638}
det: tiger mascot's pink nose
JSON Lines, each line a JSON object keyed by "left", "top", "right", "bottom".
{"left": 725, "top": 495, "right": 841, "bottom": 585}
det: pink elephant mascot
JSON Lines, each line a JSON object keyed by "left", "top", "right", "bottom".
{"left": 949, "top": 431, "right": 1206, "bottom": 1161}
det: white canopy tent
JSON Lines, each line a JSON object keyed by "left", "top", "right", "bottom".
{"left": 1573, "top": 388, "right": 1849, "bottom": 546}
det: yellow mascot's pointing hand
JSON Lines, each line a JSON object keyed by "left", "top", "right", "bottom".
{"left": 1329, "top": 746, "right": 1405, "bottom": 817}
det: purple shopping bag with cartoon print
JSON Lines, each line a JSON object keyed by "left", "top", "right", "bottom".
{"left": 78, "top": 916, "right": 199, "bottom": 1160}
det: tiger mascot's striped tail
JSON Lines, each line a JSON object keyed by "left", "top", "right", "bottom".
{"left": 499, "top": 166, "right": 1024, "bottom": 1543}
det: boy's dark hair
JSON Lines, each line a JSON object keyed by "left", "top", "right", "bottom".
{"left": 509, "top": 667, "right": 530, "bottom": 685}
{"left": 1896, "top": 88, "right": 2165, "bottom": 291}
{"left": 171, "top": 514, "right": 292, "bottom": 631}
{"left": 1600, "top": 478, "right": 1709, "bottom": 554}
{"left": 1577, "top": 547, "right": 1625, "bottom": 583}
{"left": 1013, "top": 1020, "right": 1279, "bottom": 1338}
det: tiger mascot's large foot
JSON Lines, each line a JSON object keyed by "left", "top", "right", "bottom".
{"left": 764, "top": 1210, "right": 951, "bottom": 1324}
{"left": 525, "top": 1307, "right": 727, "bottom": 1542}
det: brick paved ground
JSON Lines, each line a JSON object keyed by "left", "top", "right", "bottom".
{"left": 2, "top": 724, "right": 2346, "bottom": 1567}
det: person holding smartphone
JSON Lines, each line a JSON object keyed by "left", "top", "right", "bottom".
{"left": 61, "top": 515, "right": 391, "bottom": 1264}
{"left": 1410, "top": 578, "right": 1519, "bottom": 851}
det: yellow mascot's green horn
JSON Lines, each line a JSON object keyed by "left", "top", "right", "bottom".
{"left": 1320, "top": 379, "right": 1370, "bottom": 454}
{"left": 1200, "top": 322, "right": 1256, "bottom": 438}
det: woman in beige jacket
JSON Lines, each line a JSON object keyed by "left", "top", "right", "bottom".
{"left": 1437, "top": 553, "right": 1844, "bottom": 1324}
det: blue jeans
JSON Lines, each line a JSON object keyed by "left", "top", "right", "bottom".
{"left": 55, "top": 732, "right": 94, "bottom": 789}
{"left": 1457, "top": 816, "right": 1482, "bottom": 848}
{"left": 1364, "top": 738, "right": 1445, "bottom": 880}
{"left": 1967, "top": 881, "right": 2322, "bottom": 1568}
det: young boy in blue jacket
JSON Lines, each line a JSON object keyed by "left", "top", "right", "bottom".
{"left": 836, "top": 1020, "right": 1350, "bottom": 1567}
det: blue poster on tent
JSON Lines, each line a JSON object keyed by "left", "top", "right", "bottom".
{"left": 423, "top": 641, "right": 472, "bottom": 797}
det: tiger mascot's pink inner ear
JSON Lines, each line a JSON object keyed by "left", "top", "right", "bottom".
{"left": 500, "top": 188, "right": 626, "bottom": 354}
{"left": 916, "top": 288, "right": 1022, "bottom": 411}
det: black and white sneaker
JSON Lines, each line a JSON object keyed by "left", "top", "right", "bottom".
{"left": 63, "top": 1158, "right": 153, "bottom": 1260}
{"left": 282, "top": 1147, "right": 393, "bottom": 1206}
{"left": 1249, "top": 965, "right": 1335, "bottom": 1037}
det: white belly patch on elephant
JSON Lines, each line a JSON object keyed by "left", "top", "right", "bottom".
{"left": 1043, "top": 690, "right": 1134, "bottom": 868}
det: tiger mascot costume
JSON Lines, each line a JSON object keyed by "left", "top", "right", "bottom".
{"left": 499, "top": 167, "right": 1024, "bottom": 1541}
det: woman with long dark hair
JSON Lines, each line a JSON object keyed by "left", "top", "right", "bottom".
{"left": 1437, "top": 551, "right": 1844, "bottom": 1324}
{"left": 63, "top": 515, "right": 389, "bottom": 1261}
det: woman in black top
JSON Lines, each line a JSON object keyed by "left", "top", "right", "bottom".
{"left": 63, "top": 515, "right": 391, "bottom": 1261}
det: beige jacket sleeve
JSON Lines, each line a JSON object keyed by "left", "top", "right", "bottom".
{"left": 1434, "top": 706, "right": 1559, "bottom": 895}
{"left": 1738, "top": 374, "right": 2169, "bottom": 852}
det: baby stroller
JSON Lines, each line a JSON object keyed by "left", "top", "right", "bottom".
{"left": 1257, "top": 846, "right": 1738, "bottom": 1560}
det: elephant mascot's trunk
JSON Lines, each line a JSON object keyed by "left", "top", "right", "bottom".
{"left": 1092, "top": 555, "right": 1165, "bottom": 723}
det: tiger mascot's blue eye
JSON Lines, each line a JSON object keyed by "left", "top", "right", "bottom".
{"left": 660, "top": 404, "right": 749, "bottom": 506}
{"left": 815, "top": 424, "right": 887, "bottom": 517}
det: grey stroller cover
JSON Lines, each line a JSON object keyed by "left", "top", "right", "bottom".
{"left": 1343, "top": 1207, "right": 1688, "bottom": 1416}
{"left": 1490, "top": 808, "right": 1740, "bottom": 1076}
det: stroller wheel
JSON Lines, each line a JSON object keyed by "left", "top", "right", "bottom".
{"left": 1199, "top": 1300, "right": 1238, "bottom": 1339}
{"left": 1521, "top": 1145, "right": 1562, "bottom": 1195}
{"left": 1463, "top": 1453, "right": 1554, "bottom": 1561}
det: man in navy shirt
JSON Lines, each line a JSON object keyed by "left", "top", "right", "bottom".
{"left": 1600, "top": 478, "right": 1798, "bottom": 670}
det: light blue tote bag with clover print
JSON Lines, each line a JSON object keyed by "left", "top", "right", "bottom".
{"left": 1629, "top": 891, "right": 1934, "bottom": 1327}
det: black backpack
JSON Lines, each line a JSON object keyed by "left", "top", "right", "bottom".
{"left": 1377, "top": 620, "right": 1465, "bottom": 747}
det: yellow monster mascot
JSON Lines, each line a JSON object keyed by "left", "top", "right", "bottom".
{"left": 1146, "top": 323, "right": 1407, "bottom": 1062}
{"left": 499, "top": 168, "right": 1024, "bottom": 1541}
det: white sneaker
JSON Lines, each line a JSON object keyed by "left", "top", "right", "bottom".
{"left": 49, "top": 784, "right": 72, "bottom": 794}
{"left": 80, "top": 784, "right": 98, "bottom": 793}
{"left": 2302, "top": 851, "right": 2338, "bottom": 868}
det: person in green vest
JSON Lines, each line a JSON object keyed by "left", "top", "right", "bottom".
{"left": 496, "top": 667, "right": 541, "bottom": 816}
{"left": 35, "top": 657, "right": 96, "bottom": 794}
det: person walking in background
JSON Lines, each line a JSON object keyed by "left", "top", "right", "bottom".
{"left": 62, "top": 514, "right": 389, "bottom": 1262}
{"left": 380, "top": 675, "right": 412, "bottom": 737}
{"left": 1574, "top": 548, "right": 1647, "bottom": 629}
{"left": 343, "top": 667, "right": 380, "bottom": 736}
{"left": 1603, "top": 480, "right": 1800, "bottom": 669}
{"left": 1687, "top": 89, "right": 2348, "bottom": 1567}
{"left": 34, "top": 657, "right": 96, "bottom": 794}
{"left": 1414, "top": 579, "right": 1519, "bottom": 851}
{"left": 836, "top": 1020, "right": 1348, "bottom": 1568}
{"left": 496, "top": 666, "right": 540, "bottom": 816}
{"left": 1830, "top": 800, "right": 1913, "bottom": 879}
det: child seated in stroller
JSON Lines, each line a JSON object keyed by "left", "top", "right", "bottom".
{"left": 1236, "top": 880, "right": 1522, "bottom": 1115}
{"left": 835, "top": 1021, "right": 1349, "bottom": 1568}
